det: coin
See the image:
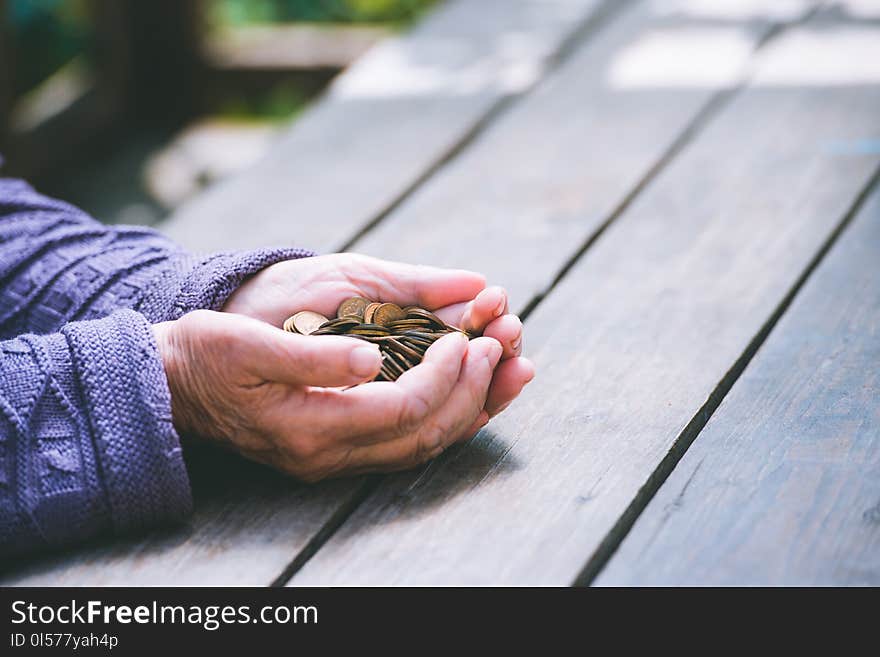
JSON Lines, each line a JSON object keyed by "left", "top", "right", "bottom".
{"left": 373, "top": 303, "right": 405, "bottom": 326}
{"left": 316, "top": 317, "right": 361, "bottom": 332}
{"left": 281, "top": 298, "right": 470, "bottom": 382}
{"left": 386, "top": 318, "right": 431, "bottom": 330}
{"left": 384, "top": 337, "right": 423, "bottom": 362}
{"left": 337, "top": 296, "right": 369, "bottom": 319}
{"left": 362, "top": 302, "right": 383, "bottom": 324}
{"left": 285, "top": 310, "right": 329, "bottom": 335}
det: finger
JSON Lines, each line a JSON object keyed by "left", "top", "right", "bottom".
{"left": 456, "top": 409, "right": 490, "bottom": 443}
{"left": 484, "top": 357, "right": 535, "bottom": 417}
{"left": 344, "top": 337, "right": 501, "bottom": 473}
{"left": 351, "top": 255, "right": 487, "bottom": 310}
{"left": 249, "top": 325, "right": 383, "bottom": 387}
{"left": 454, "top": 356, "right": 534, "bottom": 439}
{"left": 273, "top": 331, "right": 469, "bottom": 442}
{"left": 482, "top": 313, "right": 523, "bottom": 359}
{"left": 434, "top": 286, "right": 508, "bottom": 333}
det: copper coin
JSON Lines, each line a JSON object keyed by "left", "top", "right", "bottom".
{"left": 289, "top": 310, "right": 329, "bottom": 335}
{"left": 362, "top": 302, "right": 383, "bottom": 324}
{"left": 337, "top": 296, "right": 369, "bottom": 320}
{"left": 282, "top": 299, "right": 473, "bottom": 382}
{"left": 373, "top": 303, "right": 406, "bottom": 327}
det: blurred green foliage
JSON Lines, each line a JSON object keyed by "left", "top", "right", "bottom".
{"left": 208, "top": 0, "right": 437, "bottom": 26}
{"left": 4, "top": 0, "right": 437, "bottom": 125}
{"left": 6, "top": 0, "right": 95, "bottom": 96}
{"left": 217, "top": 81, "right": 311, "bottom": 123}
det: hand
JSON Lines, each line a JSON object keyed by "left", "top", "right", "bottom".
{"left": 153, "top": 310, "right": 508, "bottom": 481}
{"left": 223, "top": 253, "right": 534, "bottom": 419}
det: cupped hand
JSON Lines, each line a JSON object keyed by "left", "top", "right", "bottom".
{"left": 153, "top": 310, "right": 509, "bottom": 481}
{"left": 222, "top": 253, "right": 534, "bottom": 418}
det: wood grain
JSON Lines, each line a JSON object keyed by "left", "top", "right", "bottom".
{"left": 0, "top": 446, "right": 367, "bottom": 585}
{"left": 595, "top": 184, "right": 880, "bottom": 586}
{"left": 0, "top": 0, "right": 606, "bottom": 587}
{"left": 159, "top": 0, "right": 605, "bottom": 254}
{"left": 290, "top": 20, "right": 880, "bottom": 585}
{"left": 351, "top": 0, "right": 774, "bottom": 310}
{"left": 1, "top": 0, "right": 752, "bottom": 587}
{"left": 6, "top": 3, "right": 859, "bottom": 587}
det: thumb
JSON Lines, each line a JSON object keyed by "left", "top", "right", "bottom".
{"left": 239, "top": 317, "right": 383, "bottom": 387}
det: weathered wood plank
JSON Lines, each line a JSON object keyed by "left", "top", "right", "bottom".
{"left": 1, "top": 0, "right": 820, "bottom": 586}
{"left": 350, "top": 0, "right": 781, "bottom": 309}
{"left": 0, "top": 0, "right": 609, "bottom": 587}
{"left": 0, "top": 446, "right": 367, "bottom": 585}
{"left": 595, "top": 184, "right": 880, "bottom": 586}
{"left": 159, "top": 0, "right": 605, "bottom": 254}
{"left": 289, "top": 18, "right": 880, "bottom": 585}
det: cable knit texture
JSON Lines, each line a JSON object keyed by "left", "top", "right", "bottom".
{"left": 0, "top": 177, "right": 314, "bottom": 557}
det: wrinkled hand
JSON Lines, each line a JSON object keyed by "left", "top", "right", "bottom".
{"left": 223, "top": 253, "right": 534, "bottom": 418}
{"left": 155, "top": 311, "right": 510, "bottom": 481}
{"left": 152, "top": 254, "right": 534, "bottom": 482}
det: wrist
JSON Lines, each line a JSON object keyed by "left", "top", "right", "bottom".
{"left": 152, "top": 320, "right": 198, "bottom": 438}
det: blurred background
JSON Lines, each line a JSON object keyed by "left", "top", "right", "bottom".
{"left": 0, "top": 0, "right": 437, "bottom": 225}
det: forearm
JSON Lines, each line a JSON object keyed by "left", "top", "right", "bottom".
{"left": 0, "top": 310, "right": 190, "bottom": 558}
{"left": 0, "top": 177, "right": 314, "bottom": 338}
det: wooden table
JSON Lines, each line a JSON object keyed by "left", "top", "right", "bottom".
{"left": 5, "top": 0, "right": 879, "bottom": 586}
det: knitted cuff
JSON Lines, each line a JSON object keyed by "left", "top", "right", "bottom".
{"left": 140, "top": 247, "right": 315, "bottom": 322}
{"left": 62, "top": 310, "right": 192, "bottom": 533}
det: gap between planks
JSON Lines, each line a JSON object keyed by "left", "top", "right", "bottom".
{"left": 0, "top": 0, "right": 627, "bottom": 588}
{"left": 577, "top": 163, "right": 880, "bottom": 586}
{"left": 266, "top": 0, "right": 640, "bottom": 587}
{"left": 270, "top": 4, "right": 824, "bottom": 587}
{"left": 337, "top": 0, "right": 632, "bottom": 253}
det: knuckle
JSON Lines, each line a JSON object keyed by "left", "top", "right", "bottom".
{"left": 286, "top": 433, "right": 322, "bottom": 463}
{"left": 410, "top": 427, "right": 444, "bottom": 467}
{"left": 396, "top": 390, "right": 432, "bottom": 433}
{"left": 292, "top": 339, "right": 321, "bottom": 371}
{"left": 176, "top": 309, "right": 207, "bottom": 334}
{"left": 185, "top": 308, "right": 215, "bottom": 323}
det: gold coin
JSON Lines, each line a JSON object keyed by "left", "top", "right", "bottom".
{"left": 290, "top": 310, "right": 329, "bottom": 335}
{"left": 373, "top": 303, "right": 405, "bottom": 327}
{"left": 337, "top": 296, "right": 369, "bottom": 319}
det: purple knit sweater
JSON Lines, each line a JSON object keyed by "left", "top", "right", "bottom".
{"left": 0, "top": 176, "right": 313, "bottom": 558}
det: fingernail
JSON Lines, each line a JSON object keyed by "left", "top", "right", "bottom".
{"left": 524, "top": 360, "right": 536, "bottom": 383}
{"left": 493, "top": 296, "right": 506, "bottom": 317}
{"left": 511, "top": 335, "right": 522, "bottom": 353}
{"left": 486, "top": 341, "right": 503, "bottom": 367}
{"left": 350, "top": 345, "right": 381, "bottom": 377}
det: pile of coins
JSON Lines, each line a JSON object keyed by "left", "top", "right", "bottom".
{"left": 283, "top": 297, "right": 468, "bottom": 382}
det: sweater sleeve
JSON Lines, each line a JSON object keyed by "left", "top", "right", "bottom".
{"left": 0, "top": 311, "right": 191, "bottom": 557}
{"left": 0, "top": 177, "right": 315, "bottom": 338}
{"left": 0, "top": 176, "right": 315, "bottom": 556}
